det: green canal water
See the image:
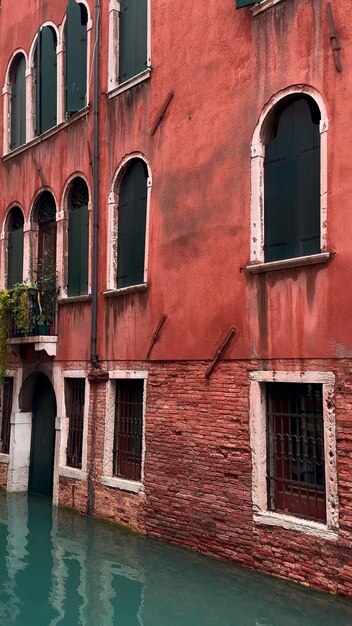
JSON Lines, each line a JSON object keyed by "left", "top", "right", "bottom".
{"left": 1, "top": 494, "right": 352, "bottom": 626}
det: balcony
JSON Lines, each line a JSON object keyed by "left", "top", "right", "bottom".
{"left": 2, "top": 284, "right": 58, "bottom": 358}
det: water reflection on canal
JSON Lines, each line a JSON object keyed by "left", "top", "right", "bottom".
{"left": 1, "top": 493, "right": 352, "bottom": 626}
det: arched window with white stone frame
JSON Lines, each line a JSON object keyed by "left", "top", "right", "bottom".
{"left": 64, "top": 0, "right": 92, "bottom": 116}
{"left": 247, "top": 86, "right": 331, "bottom": 274}
{"left": 3, "top": 50, "right": 28, "bottom": 155}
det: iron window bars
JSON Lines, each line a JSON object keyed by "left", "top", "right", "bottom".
{"left": 113, "top": 379, "right": 143, "bottom": 481}
{"left": 266, "top": 382, "right": 326, "bottom": 522}
{"left": 65, "top": 378, "right": 85, "bottom": 469}
{"left": 0, "top": 378, "right": 14, "bottom": 454}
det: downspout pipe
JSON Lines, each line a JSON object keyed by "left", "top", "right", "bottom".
{"left": 91, "top": 0, "right": 100, "bottom": 369}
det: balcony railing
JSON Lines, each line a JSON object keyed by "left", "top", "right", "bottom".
{"left": 8, "top": 286, "right": 57, "bottom": 339}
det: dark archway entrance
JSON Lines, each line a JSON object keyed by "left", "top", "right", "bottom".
{"left": 29, "top": 375, "right": 56, "bottom": 497}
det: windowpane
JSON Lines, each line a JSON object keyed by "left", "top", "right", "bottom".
{"left": 264, "top": 96, "right": 320, "bottom": 262}
{"left": 66, "top": 0, "right": 88, "bottom": 114}
{"left": 7, "top": 207, "right": 24, "bottom": 288}
{"left": 65, "top": 378, "right": 85, "bottom": 469}
{"left": 117, "top": 160, "right": 147, "bottom": 288}
{"left": 36, "top": 26, "right": 57, "bottom": 135}
{"left": 68, "top": 178, "right": 89, "bottom": 296}
{"left": 113, "top": 380, "right": 143, "bottom": 481}
{"left": 266, "top": 383, "right": 326, "bottom": 522}
{"left": 119, "top": 0, "right": 148, "bottom": 83}
{"left": 0, "top": 378, "right": 14, "bottom": 454}
{"left": 10, "top": 55, "right": 26, "bottom": 149}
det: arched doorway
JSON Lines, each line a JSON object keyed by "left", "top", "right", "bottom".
{"left": 28, "top": 374, "right": 56, "bottom": 497}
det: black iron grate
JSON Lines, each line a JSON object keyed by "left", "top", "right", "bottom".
{"left": 65, "top": 378, "right": 85, "bottom": 469}
{"left": 113, "top": 380, "right": 143, "bottom": 481}
{"left": 266, "top": 383, "right": 326, "bottom": 522}
{"left": 0, "top": 378, "right": 13, "bottom": 454}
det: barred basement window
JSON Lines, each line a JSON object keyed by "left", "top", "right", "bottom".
{"left": 0, "top": 378, "right": 14, "bottom": 454}
{"left": 113, "top": 380, "right": 143, "bottom": 481}
{"left": 65, "top": 378, "right": 85, "bottom": 468}
{"left": 266, "top": 383, "right": 326, "bottom": 523}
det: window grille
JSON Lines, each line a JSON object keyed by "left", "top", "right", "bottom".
{"left": 0, "top": 378, "right": 14, "bottom": 454}
{"left": 266, "top": 383, "right": 326, "bottom": 522}
{"left": 113, "top": 380, "right": 143, "bottom": 481}
{"left": 65, "top": 378, "right": 85, "bottom": 469}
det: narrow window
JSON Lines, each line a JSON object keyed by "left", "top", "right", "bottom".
{"left": 65, "top": 0, "right": 88, "bottom": 115}
{"left": 264, "top": 96, "right": 321, "bottom": 262}
{"left": 65, "top": 378, "right": 85, "bottom": 469}
{"left": 117, "top": 160, "right": 147, "bottom": 288}
{"left": 266, "top": 383, "right": 326, "bottom": 522}
{"left": 68, "top": 178, "right": 89, "bottom": 296}
{"left": 10, "top": 54, "right": 26, "bottom": 149}
{"left": 35, "top": 26, "right": 57, "bottom": 134}
{"left": 0, "top": 378, "right": 14, "bottom": 454}
{"left": 34, "top": 192, "right": 57, "bottom": 333}
{"left": 7, "top": 207, "right": 24, "bottom": 288}
{"left": 113, "top": 379, "right": 143, "bottom": 481}
{"left": 119, "top": 0, "right": 148, "bottom": 84}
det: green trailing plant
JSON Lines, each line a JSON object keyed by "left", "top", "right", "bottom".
{"left": 8, "top": 283, "right": 32, "bottom": 336}
{"left": 0, "top": 290, "right": 11, "bottom": 382}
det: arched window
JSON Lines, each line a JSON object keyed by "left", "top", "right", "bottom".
{"left": 35, "top": 26, "right": 57, "bottom": 135}
{"left": 65, "top": 1, "right": 88, "bottom": 115}
{"left": 117, "top": 160, "right": 148, "bottom": 288}
{"left": 119, "top": 0, "right": 148, "bottom": 84}
{"left": 67, "top": 178, "right": 89, "bottom": 296}
{"left": 264, "top": 95, "right": 321, "bottom": 262}
{"left": 7, "top": 207, "right": 24, "bottom": 288}
{"left": 9, "top": 55, "right": 26, "bottom": 150}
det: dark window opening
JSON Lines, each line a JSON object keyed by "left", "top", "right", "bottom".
{"left": 35, "top": 26, "right": 57, "bottom": 135}
{"left": 117, "top": 159, "right": 147, "bottom": 289}
{"left": 68, "top": 177, "right": 89, "bottom": 296}
{"left": 65, "top": 378, "right": 85, "bottom": 469}
{"left": 119, "top": 0, "right": 148, "bottom": 84}
{"left": 264, "top": 96, "right": 321, "bottom": 262}
{"left": 10, "top": 54, "right": 26, "bottom": 150}
{"left": 7, "top": 207, "right": 24, "bottom": 288}
{"left": 0, "top": 378, "right": 14, "bottom": 454}
{"left": 65, "top": 0, "right": 88, "bottom": 115}
{"left": 113, "top": 379, "right": 143, "bottom": 481}
{"left": 266, "top": 382, "right": 326, "bottom": 523}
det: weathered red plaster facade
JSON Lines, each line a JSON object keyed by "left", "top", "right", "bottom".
{"left": 1, "top": 0, "right": 352, "bottom": 597}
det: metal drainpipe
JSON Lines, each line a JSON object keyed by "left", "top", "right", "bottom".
{"left": 91, "top": 0, "right": 100, "bottom": 369}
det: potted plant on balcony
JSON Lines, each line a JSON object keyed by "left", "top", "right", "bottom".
{"left": 34, "top": 250, "right": 57, "bottom": 335}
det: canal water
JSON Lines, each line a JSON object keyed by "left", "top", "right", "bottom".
{"left": 1, "top": 493, "right": 352, "bottom": 626}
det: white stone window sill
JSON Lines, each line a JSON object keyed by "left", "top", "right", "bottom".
{"left": 103, "top": 283, "right": 148, "bottom": 298}
{"left": 102, "top": 476, "right": 144, "bottom": 493}
{"left": 59, "top": 466, "right": 87, "bottom": 481}
{"left": 0, "top": 453, "right": 9, "bottom": 464}
{"left": 246, "top": 252, "right": 332, "bottom": 274}
{"left": 58, "top": 294, "right": 92, "bottom": 305}
{"left": 254, "top": 511, "right": 338, "bottom": 541}
{"left": 252, "top": 0, "right": 285, "bottom": 16}
{"left": 108, "top": 68, "right": 151, "bottom": 99}
{"left": 3, "top": 107, "right": 90, "bottom": 160}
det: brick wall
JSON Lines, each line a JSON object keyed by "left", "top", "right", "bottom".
{"left": 0, "top": 462, "right": 8, "bottom": 490}
{"left": 58, "top": 358, "right": 352, "bottom": 596}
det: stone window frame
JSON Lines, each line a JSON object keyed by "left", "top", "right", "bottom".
{"left": 105, "top": 153, "right": 152, "bottom": 296}
{"left": 107, "top": 0, "right": 152, "bottom": 98}
{"left": 249, "top": 370, "right": 339, "bottom": 540}
{"left": 246, "top": 85, "right": 331, "bottom": 275}
{"left": 59, "top": 370, "right": 90, "bottom": 481}
{"left": 102, "top": 370, "right": 148, "bottom": 494}
{"left": 0, "top": 370, "right": 17, "bottom": 465}
{"left": 2, "top": 49, "right": 28, "bottom": 155}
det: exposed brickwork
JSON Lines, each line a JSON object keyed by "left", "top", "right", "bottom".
{"left": 0, "top": 462, "right": 7, "bottom": 490}
{"left": 56, "top": 358, "right": 352, "bottom": 597}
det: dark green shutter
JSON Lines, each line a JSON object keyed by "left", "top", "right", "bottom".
{"left": 264, "top": 97, "right": 320, "bottom": 262}
{"left": 119, "top": 0, "right": 148, "bottom": 83}
{"left": 66, "top": 0, "right": 87, "bottom": 114}
{"left": 68, "top": 204, "right": 88, "bottom": 296}
{"left": 236, "top": 0, "right": 258, "bottom": 7}
{"left": 8, "top": 227, "right": 24, "bottom": 288}
{"left": 36, "top": 26, "right": 57, "bottom": 134}
{"left": 117, "top": 161, "right": 147, "bottom": 288}
{"left": 10, "top": 56, "right": 26, "bottom": 149}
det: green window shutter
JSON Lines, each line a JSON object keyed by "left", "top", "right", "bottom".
{"left": 117, "top": 161, "right": 147, "bottom": 288}
{"left": 264, "top": 97, "right": 320, "bottom": 262}
{"left": 236, "top": 0, "right": 258, "bottom": 7}
{"left": 119, "top": 0, "right": 147, "bottom": 84}
{"left": 10, "top": 55, "right": 26, "bottom": 150}
{"left": 68, "top": 205, "right": 88, "bottom": 296}
{"left": 37, "top": 26, "right": 57, "bottom": 134}
{"left": 66, "top": 0, "right": 88, "bottom": 115}
{"left": 8, "top": 226, "right": 24, "bottom": 288}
